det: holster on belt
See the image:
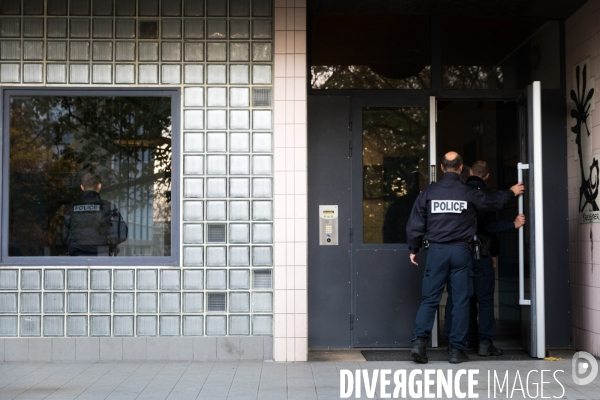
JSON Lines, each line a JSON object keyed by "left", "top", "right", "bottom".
{"left": 470, "top": 235, "right": 481, "bottom": 261}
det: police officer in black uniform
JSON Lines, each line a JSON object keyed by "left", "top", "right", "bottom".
{"left": 66, "top": 173, "right": 128, "bottom": 256}
{"left": 444, "top": 160, "right": 526, "bottom": 356}
{"left": 406, "top": 152, "right": 524, "bottom": 364}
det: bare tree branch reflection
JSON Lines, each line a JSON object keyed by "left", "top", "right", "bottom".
{"left": 311, "top": 66, "right": 431, "bottom": 90}
{"left": 442, "top": 66, "right": 504, "bottom": 89}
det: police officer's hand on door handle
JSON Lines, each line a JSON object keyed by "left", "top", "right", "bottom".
{"left": 513, "top": 214, "right": 526, "bottom": 229}
{"left": 410, "top": 252, "right": 419, "bottom": 266}
{"left": 510, "top": 182, "right": 525, "bottom": 196}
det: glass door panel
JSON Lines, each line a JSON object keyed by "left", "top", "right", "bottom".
{"left": 362, "top": 107, "right": 428, "bottom": 244}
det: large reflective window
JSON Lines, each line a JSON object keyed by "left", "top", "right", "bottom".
{"left": 362, "top": 107, "right": 428, "bottom": 244}
{"left": 442, "top": 17, "right": 555, "bottom": 90}
{"left": 311, "top": 15, "right": 431, "bottom": 89}
{"left": 8, "top": 95, "right": 172, "bottom": 257}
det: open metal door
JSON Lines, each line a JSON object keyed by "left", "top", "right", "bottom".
{"left": 350, "top": 96, "right": 436, "bottom": 347}
{"left": 518, "top": 81, "right": 546, "bottom": 358}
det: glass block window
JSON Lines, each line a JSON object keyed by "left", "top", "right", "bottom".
{"left": 0, "top": 0, "right": 273, "bottom": 338}
{"left": 0, "top": 265, "right": 275, "bottom": 337}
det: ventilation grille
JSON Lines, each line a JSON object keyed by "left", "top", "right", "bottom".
{"left": 253, "top": 269, "right": 272, "bottom": 289}
{"left": 253, "top": 88, "right": 272, "bottom": 107}
{"left": 206, "top": 224, "right": 226, "bottom": 243}
{"left": 206, "top": 292, "right": 227, "bottom": 312}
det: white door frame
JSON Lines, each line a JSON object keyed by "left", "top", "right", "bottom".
{"left": 429, "top": 96, "right": 438, "bottom": 347}
{"left": 530, "top": 81, "right": 546, "bottom": 358}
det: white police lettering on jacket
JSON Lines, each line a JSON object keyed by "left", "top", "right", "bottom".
{"left": 431, "top": 200, "right": 467, "bottom": 213}
{"left": 73, "top": 204, "right": 100, "bottom": 212}
{"left": 406, "top": 173, "right": 515, "bottom": 253}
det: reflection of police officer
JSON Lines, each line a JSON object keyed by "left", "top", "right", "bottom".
{"left": 383, "top": 171, "right": 420, "bottom": 243}
{"left": 444, "top": 160, "right": 526, "bottom": 356}
{"left": 67, "top": 173, "right": 128, "bottom": 256}
{"left": 406, "top": 152, "right": 524, "bottom": 364}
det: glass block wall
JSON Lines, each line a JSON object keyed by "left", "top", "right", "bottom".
{"left": 0, "top": 0, "right": 274, "bottom": 338}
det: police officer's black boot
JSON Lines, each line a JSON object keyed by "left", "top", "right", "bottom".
{"left": 410, "top": 338, "right": 428, "bottom": 364}
{"left": 448, "top": 345, "right": 469, "bottom": 364}
{"left": 478, "top": 338, "right": 504, "bottom": 356}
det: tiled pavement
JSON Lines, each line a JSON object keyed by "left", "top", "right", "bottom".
{"left": 0, "top": 358, "right": 599, "bottom": 399}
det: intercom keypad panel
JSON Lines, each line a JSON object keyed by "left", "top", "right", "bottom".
{"left": 319, "top": 205, "right": 338, "bottom": 245}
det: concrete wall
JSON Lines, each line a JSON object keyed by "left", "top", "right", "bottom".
{"left": 0, "top": 337, "right": 272, "bottom": 361}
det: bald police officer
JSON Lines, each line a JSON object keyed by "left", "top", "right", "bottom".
{"left": 66, "top": 173, "right": 128, "bottom": 256}
{"left": 406, "top": 152, "right": 524, "bottom": 364}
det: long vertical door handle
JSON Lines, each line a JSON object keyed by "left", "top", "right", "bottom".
{"left": 429, "top": 97, "right": 437, "bottom": 184}
{"left": 517, "top": 162, "right": 531, "bottom": 306}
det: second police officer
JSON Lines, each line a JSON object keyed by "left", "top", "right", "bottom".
{"left": 406, "top": 152, "right": 524, "bottom": 364}
{"left": 444, "top": 160, "right": 526, "bottom": 357}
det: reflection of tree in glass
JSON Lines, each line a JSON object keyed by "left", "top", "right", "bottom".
{"left": 363, "top": 108, "right": 427, "bottom": 197}
{"left": 9, "top": 96, "right": 172, "bottom": 256}
{"left": 362, "top": 107, "right": 427, "bottom": 244}
{"left": 442, "top": 66, "right": 504, "bottom": 89}
{"left": 311, "top": 65, "right": 431, "bottom": 90}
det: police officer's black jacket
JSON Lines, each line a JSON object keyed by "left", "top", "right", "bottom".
{"left": 406, "top": 172, "right": 514, "bottom": 254}
{"left": 466, "top": 176, "right": 516, "bottom": 257}
{"left": 66, "top": 191, "right": 128, "bottom": 255}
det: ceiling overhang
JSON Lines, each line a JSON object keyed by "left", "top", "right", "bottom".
{"left": 308, "top": 0, "right": 588, "bottom": 20}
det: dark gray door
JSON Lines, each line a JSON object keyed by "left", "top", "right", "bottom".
{"left": 308, "top": 95, "right": 431, "bottom": 349}
{"left": 308, "top": 96, "right": 352, "bottom": 348}
{"left": 351, "top": 97, "right": 430, "bottom": 347}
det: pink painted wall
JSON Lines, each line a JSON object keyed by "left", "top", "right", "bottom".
{"left": 566, "top": 0, "right": 600, "bottom": 357}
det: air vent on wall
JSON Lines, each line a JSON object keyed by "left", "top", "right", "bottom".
{"left": 253, "top": 269, "right": 272, "bottom": 289}
{"left": 206, "top": 292, "right": 227, "bottom": 312}
{"left": 206, "top": 224, "right": 226, "bottom": 243}
{"left": 253, "top": 88, "right": 272, "bottom": 107}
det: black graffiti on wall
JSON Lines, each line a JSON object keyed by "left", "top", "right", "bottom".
{"left": 571, "top": 64, "right": 599, "bottom": 212}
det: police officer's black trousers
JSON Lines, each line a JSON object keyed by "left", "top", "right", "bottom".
{"left": 444, "top": 289, "right": 478, "bottom": 343}
{"left": 412, "top": 243, "right": 473, "bottom": 350}
{"left": 444, "top": 254, "right": 496, "bottom": 341}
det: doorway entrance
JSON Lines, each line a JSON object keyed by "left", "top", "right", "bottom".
{"left": 308, "top": 87, "right": 548, "bottom": 356}
{"left": 436, "top": 99, "right": 522, "bottom": 349}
